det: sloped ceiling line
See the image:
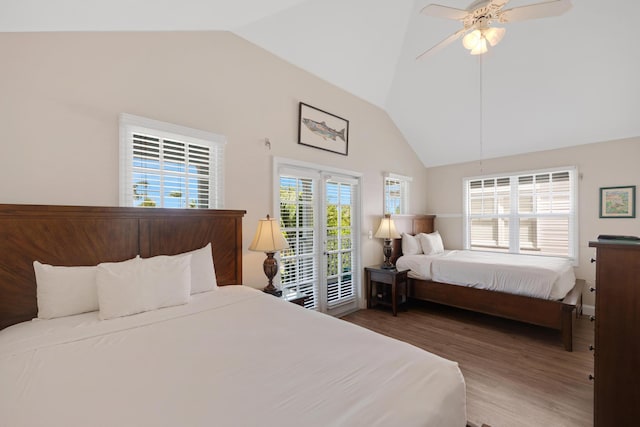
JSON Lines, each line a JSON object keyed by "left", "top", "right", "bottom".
{"left": 1, "top": 0, "right": 638, "bottom": 167}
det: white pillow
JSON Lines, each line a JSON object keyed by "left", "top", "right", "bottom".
{"left": 418, "top": 231, "right": 445, "bottom": 255}
{"left": 34, "top": 261, "right": 99, "bottom": 319}
{"left": 184, "top": 243, "right": 217, "bottom": 294}
{"left": 402, "top": 233, "right": 423, "bottom": 255}
{"left": 97, "top": 254, "right": 191, "bottom": 320}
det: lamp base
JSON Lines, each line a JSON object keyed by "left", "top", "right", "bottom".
{"left": 380, "top": 262, "right": 396, "bottom": 270}
{"left": 381, "top": 238, "right": 395, "bottom": 269}
{"left": 262, "top": 252, "right": 282, "bottom": 296}
{"left": 263, "top": 287, "right": 283, "bottom": 297}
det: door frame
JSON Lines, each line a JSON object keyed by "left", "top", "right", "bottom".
{"left": 273, "top": 156, "right": 363, "bottom": 316}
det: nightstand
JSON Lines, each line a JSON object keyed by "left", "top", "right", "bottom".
{"left": 364, "top": 265, "right": 409, "bottom": 316}
{"left": 280, "top": 290, "right": 309, "bottom": 306}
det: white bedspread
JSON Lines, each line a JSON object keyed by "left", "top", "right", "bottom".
{"left": 397, "top": 250, "right": 575, "bottom": 300}
{"left": 0, "top": 286, "right": 466, "bottom": 427}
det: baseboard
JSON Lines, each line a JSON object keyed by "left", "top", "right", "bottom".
{"left": 581, "top": 304, "right": 595, "bottom": 316}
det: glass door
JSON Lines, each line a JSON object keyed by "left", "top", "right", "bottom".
{"left": 324, "top": 177, "right": 358, "bottom": 316}
{"left": 277, "top": 165, "right": 360, "bottom": 315}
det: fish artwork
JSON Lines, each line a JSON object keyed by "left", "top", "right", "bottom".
{"left": 302, "top": 118, "right": 346, "bottom": 142}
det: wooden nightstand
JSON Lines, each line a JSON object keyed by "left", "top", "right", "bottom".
{"left": 365, "top": 265, "right": 409, "bottom": 316}
{"left": 280, "top": 290, "right": 309, "bottom": 306}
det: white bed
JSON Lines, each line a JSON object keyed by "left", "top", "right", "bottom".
{"left": 397, "top": 250, "right": 576, "bottom": 300}
{"left": 0, "top": 286, "right": 466, "bottom": 427}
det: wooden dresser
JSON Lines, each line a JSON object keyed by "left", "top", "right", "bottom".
{"left": 588, "top": 239, "right": 640, "bottom": 426}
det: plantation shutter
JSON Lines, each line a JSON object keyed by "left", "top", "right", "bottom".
{"left": 467, "top": 177, "right": 510, "bottom": 252}
{"left": 465, "top": 168, "right": 576, "bottom": 259}
{"left": 325, "top": 177, "right": 357, "bottom": 308}
{"left": 384, "top": 173, "right": 412, "bottom": 215}
{"left": 279, "top": 174, "right": 319, "bottom": 309}
{"left": 120, "top": 113, "right": 225, "bottom": 209}
{"left": 517, "top": 171, "right": 573, "bottom": 257}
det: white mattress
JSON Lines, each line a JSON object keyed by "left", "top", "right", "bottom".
{"left": 397, "top": 250, "right": 576, "bottom": 300}
{"left": 0, "top": 286, "right": 466, "bottom": 427}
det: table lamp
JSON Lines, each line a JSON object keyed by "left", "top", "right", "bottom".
{"left": 249, "top": 214, "right": 290, "bottom": 296}
{"left": 374, "top": 214, "right": 401, "bottom": 269}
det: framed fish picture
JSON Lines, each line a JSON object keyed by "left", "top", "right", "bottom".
{"left": 298, "top": 102, "right": 349, "bottom": 156}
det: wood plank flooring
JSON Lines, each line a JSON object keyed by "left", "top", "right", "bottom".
{"left": 342, "top": 301, "right": 594, "bottom": 427}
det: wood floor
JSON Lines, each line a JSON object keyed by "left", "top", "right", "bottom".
{"left": 342, "top": 300, "right": 594, "bottom": 427}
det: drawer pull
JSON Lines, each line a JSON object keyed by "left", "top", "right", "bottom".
{"left": 590, "top": 316, "right": 596, "bottom": 322}
{"left": 589, "top": 287, "right": 596, "bottom": 293}
{"left": 589, "top": 345, "right": 594, "bottom": 351}
{"left": 590, "top": 258, "right": 596, "bottom": 263}
{"left": 588, "top": 374, "right": 595, "bottom": 381}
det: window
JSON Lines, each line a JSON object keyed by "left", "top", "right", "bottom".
{"left": 463, "top": 167, "right": 577, "bottom": 259}
{"left": 119, "top": 114, "right": 225, "bottom": 208}
{"left": 384, "top": 173, "right": 411, "bottom": 215}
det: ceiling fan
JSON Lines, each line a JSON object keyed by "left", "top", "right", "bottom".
{"left": 416, "top": 0, "right": 572, "bottom": 59}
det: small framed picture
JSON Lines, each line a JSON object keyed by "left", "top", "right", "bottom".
{"left": 599, "top": 186, "right": 636, "bottom": 218}
{"left": 298, "top": 102, "right": 349, "bottom": 156}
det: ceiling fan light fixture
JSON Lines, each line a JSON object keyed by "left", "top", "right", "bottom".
{"left": 462, "top": 29, "right": 482, "bottom": 49}
{"left": 470, "top": 38, "right": 488, "bottom": 55}
{"left": 483, "top": 26, "right": 506, "bottom": 47}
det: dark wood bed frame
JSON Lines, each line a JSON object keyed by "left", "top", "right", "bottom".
{"left": 0, "top": 204, "right": 245, "bottom": 330}
{"left": 391, "top": 215, "right": 583, "bottom": 351}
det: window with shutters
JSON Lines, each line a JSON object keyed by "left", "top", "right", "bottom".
{"left": 384, "top": 173, "right": 411, "bottom": 215}
{"left": 119, "top": 114, "right": 225, "bottom": 208}
{"left": 463, "top": 167, "right": 577, "bottom": 259}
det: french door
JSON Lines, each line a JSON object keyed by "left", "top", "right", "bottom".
{"left": 276, "top": 161, "right": 360, "bottom": 316}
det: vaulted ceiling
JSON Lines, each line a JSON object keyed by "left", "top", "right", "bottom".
{"left": 2, "top": 0, "right": 638, "bottom": 167}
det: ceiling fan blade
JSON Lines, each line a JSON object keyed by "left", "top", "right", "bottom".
{"left": 420, "top": 4, "right": 468, "bottom": 21}
{"left": 416, "top": 28, "right": 467, "bottom": 60}
{"left": 500, "top": 0, "right": 572, "bottom": 23}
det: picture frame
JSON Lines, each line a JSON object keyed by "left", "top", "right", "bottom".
{"left": 599, "top": 185, "right": 636, "bottom": 218}
{"left": 298, "top": 102, "right": 349, "bottom": 156}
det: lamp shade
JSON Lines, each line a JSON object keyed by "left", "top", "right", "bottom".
{"left": 248, "top": 215, "right": 289, "bottom": 252}
{"left": 483, "top": 27, "right": 506, "bottom": 47}
{"left": 464, "top": 26, "right": 506, "bottom": 55}
{"left": 470, "top": 38, "right": 488, "bottom": 55}
{"left": 374, "top": 215, "right": 401, "bottom": 239}
{"left": 462, "top": 29, "right": 482, "bottom": 50}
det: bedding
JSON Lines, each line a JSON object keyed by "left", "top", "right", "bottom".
{"left": 397, "top": 250, "right": 576, "bottom": 300}
{"left": 418, "top": 231, "right": 444, "bottom": 255}
{"left": 182, "top": 242, "right": 217, "bottom": 293}
{"left": 401, "top": 232, "right": 423, "bottom": 255}
{"left": 96, "top": 254, "right": 192, "bottom": 320}
{"left": 33, "top": 262, "right": 99, "bottom": 319}
{"left": 0, "top": 286, "right": 466, "bottom": 427}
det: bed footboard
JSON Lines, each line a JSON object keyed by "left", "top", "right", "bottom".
{"left": 409, "top": 279, "right": 585, "bottom": 351}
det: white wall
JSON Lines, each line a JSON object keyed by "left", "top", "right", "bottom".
{"left": 424, "top": 137, "right": 640, "bottom": 306}
{"left": 0, "top": 31, "right": 428, "bottom": 295}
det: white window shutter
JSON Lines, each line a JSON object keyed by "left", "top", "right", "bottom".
{"left": 464, "top": 168, "right": 577, "bottom": 260}
{"left": 119, "top": 114, "right": 225, "bottom": 209}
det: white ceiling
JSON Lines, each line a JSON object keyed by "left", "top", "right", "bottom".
{"left": 2, "top": 0, "right": 638, "bottom": 167}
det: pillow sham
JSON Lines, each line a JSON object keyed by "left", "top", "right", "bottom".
{"left": 401, "top": 233, "right": 423, "bottom": 256}
{"left": 418, "top": 231, "right": 445, "bottom": 255}
{"left": 34, "top": 261, "right": 99, "bottom": 319}
{"left": 97, "top": 254, "right": 191, "bottom": 320}
{"left": 184, "top": 243, "right": 217, "bottom": 294}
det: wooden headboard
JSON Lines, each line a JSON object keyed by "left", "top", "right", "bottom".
{"left": 390, "top": 214, "right": 435, "bottom": 264}
{"left": 0, "top": 204, "right": 246, "bottom": 330}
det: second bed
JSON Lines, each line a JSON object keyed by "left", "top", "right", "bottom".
{"left": 391, "top": 215, "right": 583, "bottom": 351}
